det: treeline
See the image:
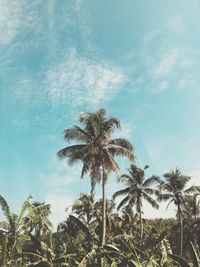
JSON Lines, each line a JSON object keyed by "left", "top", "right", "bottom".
{"left": 0, "top": 108, "right": 200, "bottom": 266}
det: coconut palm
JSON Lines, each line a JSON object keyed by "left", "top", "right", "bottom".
{"left": 158, "top": 168, "right": 198, "bottom": 256}
{"left": 121, "top": 204, "right": 138, "bottom": 235}
{"left": 57, "top": 108, "right": 134, "bottom": 246}
{"left": 113, "top": 164, "right": 160, "bottom": 239}
{"left": 93, "top": 199, "right": 121, "bottom": 237}
{"left": 72, "top": 193, "right": 95, "bottom": 224}
{"left": 183, "top": 193, "right": 200, "bottom": 220}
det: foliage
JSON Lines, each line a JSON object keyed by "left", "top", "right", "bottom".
{"left": 1, "top": 109, "right": 200, "bottom": 266}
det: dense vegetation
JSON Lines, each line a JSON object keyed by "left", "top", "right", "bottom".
{"left": 0, "top": 108, "right": 200, "bottom": 267}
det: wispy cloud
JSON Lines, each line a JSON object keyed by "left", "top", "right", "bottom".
{"left": 46, "top": 49, "right": 125, "bottom": 106}
{"left": 126, "top": 15, "right": 200, "bottom": 94}
{"left": 12, "top": 48, "right": 125, "bottom": 128}
{"left": 0, "top": 0, "right": 24, "bottom": 44}
{"left": 151, "top": 48, "right": 179, "bottom": 79}
{"left": 0, "top": 0, "right": 43, "bottom": 45}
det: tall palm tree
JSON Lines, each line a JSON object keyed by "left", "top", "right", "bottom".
{"left": 113, "top": 164, "right": 160, "bottom": 239}
{"left": 57, "top": 108, "right": 134, "bottom": 246}
{"left": 158, "top": 168, "right": 198, "bottom": 256}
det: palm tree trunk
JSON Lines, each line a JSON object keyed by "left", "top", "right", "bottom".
{"left": 139, "top": 211, "right": 143, "bottom": 239}
{"left": 178, "top": 205, "right": 183, "bottom": 256}
{"left": 100, "top": 169, "right": 107, "bottom": 267}
{"left": 102, "top": 170, "right": 106, "bottom": 246}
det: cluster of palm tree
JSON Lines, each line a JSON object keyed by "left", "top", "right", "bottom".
{"left": 0, "top": 108, "right": 200, "bottom": 266}
{"left": 57, "top": 108, "right": 200, "bottom": 256}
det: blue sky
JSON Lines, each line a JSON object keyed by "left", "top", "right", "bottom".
{"left": 1, "top": 0, "right": 200, "bottom": 225}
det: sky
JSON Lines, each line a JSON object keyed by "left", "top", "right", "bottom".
{"left": 0, "top": 0, "right": 200, "bottom": 226}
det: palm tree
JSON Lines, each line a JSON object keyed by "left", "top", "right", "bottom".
{"left": 57, "top": 108, "right": 134, "bottom": 247}
{"left": 72, "top": 193, "right": 95, "bottom": 223}
{"left": 121, "top": 204, "right": 138, "bottom": 235}
{"left": 113, "top": 164, "right": 160, "bottom": 239}
{"left": 183, "top": 193, "right": 200, "bottom": 220}
{"left": 93, "top": 199, "right": 121, "bottom": 237}
{"left": 158, "top": 168, "right": 198, "bottom": 256}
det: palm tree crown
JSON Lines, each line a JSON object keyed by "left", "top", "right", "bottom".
{"left": 158, "top": 168, "right": 198, "bottom": 211}
{"left": 158, "top": 168, "right": 199, "bottom": 256}
{"left": 113, "top": 164, "right": 160, "bottom": 238}
{"left": 113, "top": 164, "right": 160, "bottom": 211}
{"left": 57, "top": 108, "right": 134, "bottom": 191}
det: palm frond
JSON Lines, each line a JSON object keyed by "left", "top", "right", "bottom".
{"left": 158, "top": 193, "right": 174, "bottom": 202}
{"left": 143, "top": 188, "right": 157, "bottom": 195}
{"left": 103, "top": 151, "right": 120, "bottom": 178}
{"left": 109, "top": 138, "right": 133, "bottom": 151}
{"left": 184, "top": 185, "right": 199, "bottom": 195}
{"left": 108, "top": 144, "right": 134, "bottom": 161}
{"left": 117, "top": 196, "right": 131, "bottom": 210}
{"left": 143, "top": 175, "right": 161, "bottom": 187}
{"left": 103, "top": 117, "right": 121, "bottom": 133}
{"left": 143, "top": 193, "right": 159, "bottom": 209}
{"left": 57, "top": 144, "right": 87, "bottom": 160}
{"left": 64, "top": 126, "right": 92, "bottom": 143}
{"left": 113, "top": 187, "right": 131, "bottom": 199}
{"left": 166, "top": 198, "right": 175, "bottom": 210}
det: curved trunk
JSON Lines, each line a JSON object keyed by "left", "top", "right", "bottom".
{"left": 178, "top": 205, "right": 183, "bottom": 256}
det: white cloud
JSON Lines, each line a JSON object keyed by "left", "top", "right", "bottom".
{"left": 151, "top": 48, "right": 179, "bottom": 79}
{"left": 46, "top": 49, "right": 125, "bottom": 106}
{"left": 14, "top": 49, "right": 125, "bottom": 109}
{"left": 0, "top": 0, "right": 24, "bottom": 44}
{"left": 124, "top": 15, "right": 199, "bottom": 94}
{"left": 131, "top": 34, "right": 197, "bottom": 93}
{"left": 0, "top": 0, "right": 42, "bottom": 44}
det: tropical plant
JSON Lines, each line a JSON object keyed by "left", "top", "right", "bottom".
{"left": 72, "top": 193, "right": 95, "bottom": 224}
{"left": 120, "top": 205, "right": 138, "bottom": 235}
{"left": 0, "top": 194, "right": 52, "bottom": 266}
{"left": 28, "top": 201, "right": 52, "bottom": 239}
{"left": 113, "top": 164, "right": 160, "bottom": 238}
{"left": 158, "top": 168, "right": 199, "bottom": 256}
{"left": 57, "top": 108, "right": 134, "bottom": 247}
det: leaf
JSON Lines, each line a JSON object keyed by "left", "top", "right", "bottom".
{"left": 169, "top": 254, "right": 190, "bottom": 267}
{"left": 190, "top": 241, "right": 200, "bottom": 267}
